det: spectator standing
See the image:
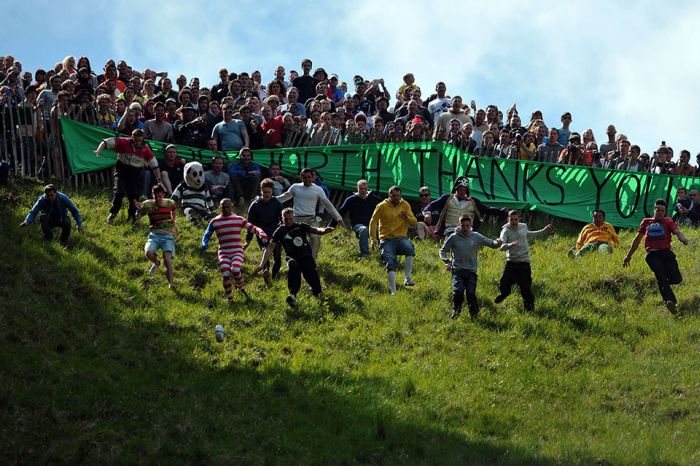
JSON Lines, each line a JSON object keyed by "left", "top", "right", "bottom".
{"left": 212, "top": 104, "right": 249, "bottom": 152}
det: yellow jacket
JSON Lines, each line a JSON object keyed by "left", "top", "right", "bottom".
{"left": 369, "top": 198, "right": 417, "bottom": 241}
{"left": 576, "top": 222, "right": 619, "bottom": 250}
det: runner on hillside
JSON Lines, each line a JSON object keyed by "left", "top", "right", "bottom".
{"left": 138, "top": 184, "right": 177, "bottom": 288}
{"left": 201, "top": 198, "right": 268, "bottom": 301}
{"left": 623, "top": 198, "right": 689, "bottom": 314}
{"left": 495, "top": 210, "right": 553, "bottom": 311}
{"left": 255, "top": 207, "right": 335, "bottom": 307}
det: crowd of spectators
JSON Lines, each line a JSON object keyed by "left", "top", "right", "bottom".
{"left": 2, "top": 54, "right": 700, "bottom": 181}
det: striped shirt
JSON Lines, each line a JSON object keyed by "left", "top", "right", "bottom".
{"left": 171, "top": 183, "right": 214, "bottom": 214}
{"left": 140, "top": 199, "right": 176, "bottom": 233}
{"left": 202, "top": 214, "right": 268, "bottom": 254}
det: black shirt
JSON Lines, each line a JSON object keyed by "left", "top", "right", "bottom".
{"left": 247, "top": 197, "right": 283, "bottom": 237}
{"left": 292, "top": 75, "right": 319, "bottom": 103}
{"left": 158, "top": 158, "right": 185, "bottom": 188}
{"left": 336, "top": 193, "right": 381, "bottom": 227}
{"left": 271, "top": 222, "right": 314, "bottom": 261}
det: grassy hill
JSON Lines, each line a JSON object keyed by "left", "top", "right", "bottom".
{"left": 1, "top": 178, "right": 699, "bottom": 465}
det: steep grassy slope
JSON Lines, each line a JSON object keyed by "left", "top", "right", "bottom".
{"left": 1, "top": 179, "right": 699, "bottom": 465}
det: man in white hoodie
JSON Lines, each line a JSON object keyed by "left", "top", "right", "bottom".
{"left": 495, "top": 210, "right": 552, "bottom": 311}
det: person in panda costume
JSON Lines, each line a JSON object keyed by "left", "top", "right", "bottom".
{"left": 171, "top": 161, "right": 215, "bottom": 223}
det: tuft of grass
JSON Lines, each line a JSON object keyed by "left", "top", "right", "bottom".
{"left": 1, "top": 178, "right": 700, "bottom": 465}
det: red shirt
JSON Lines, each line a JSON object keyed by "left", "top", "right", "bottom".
{"left": 113, "top": 137, "right": 156, "bottom": 168}
{"left": 262, "top": 115, "right": 284, "bottom": 147}
{"left": 638, "top": 217, "right": 676, "bottom": 251}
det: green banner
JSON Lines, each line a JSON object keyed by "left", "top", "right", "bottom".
{"left": 61, "top": 118, "right": 698, "bottom": 228}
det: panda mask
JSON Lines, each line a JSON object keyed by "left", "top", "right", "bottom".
{"left": 184, "top": 161, "right": 205, "bottom": 190}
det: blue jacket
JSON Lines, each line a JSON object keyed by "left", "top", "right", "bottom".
{"left": 25, "top": 192, "right": 83, "bottom": 229}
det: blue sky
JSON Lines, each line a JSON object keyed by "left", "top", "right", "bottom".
{"left": 5, "top": 0, "right": 700, "bottom": 159}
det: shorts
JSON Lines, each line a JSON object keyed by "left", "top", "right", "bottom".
{"left": 145, "top": 232, "right": 176, "bottom": 257}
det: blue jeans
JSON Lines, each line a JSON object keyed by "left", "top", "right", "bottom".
{"left": 452, "top": 269, "right": 478, "bottom": 315}
{"left": 379, "top": 237, "right": 415, "bottom": 271}
{"left": 353, "top": 224, "right": 370, "bottom": 256}
{"left": 576, "top": 242, "right": 612, "bottom": 257}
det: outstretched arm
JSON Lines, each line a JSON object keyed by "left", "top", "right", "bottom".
{"left": 201, "top": 221, "right": 215, "bottom": 251}
{"left": 256, "top": 241, "right": 278, "bottom": 271}
{"left": 674, "top": 228, "right": 689, "bottom": 245}
{"left": 623, "top": 232, "right": 644, "bottom": 267}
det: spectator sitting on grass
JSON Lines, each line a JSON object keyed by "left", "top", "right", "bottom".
{"left": 568, "top": 210, "right": 619, "bottom": 258}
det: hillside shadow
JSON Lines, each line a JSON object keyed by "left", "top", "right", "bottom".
{"left": 0, "top": 206, "right": 574, "bottom": 465}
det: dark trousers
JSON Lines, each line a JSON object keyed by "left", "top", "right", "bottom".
{"left": 498, "top": 261, "right": 534, "bottom": 311}
{"left": 233, "top": 175, "right": 261, "bottom": 202}
{"left": 645, "top": 249, "right": 682, "bottom": 303}
{"left": 452, "top": 269, "right": 478, "bottom": 316}
{"left": 41, "top": 214, "right": 71, "bottom": 244}
{"left": 287, "top": 257, "right": 322, "bottom": 296}
{"left": 110, "top": 162, "right": 144, "bottom": 219}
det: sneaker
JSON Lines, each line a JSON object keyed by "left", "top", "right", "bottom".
{"left": 148, "top": 261, "right": 160, "bottom": 275}
{"left": 403, "top": 278, "right": 416, "bottom": 287}
{"left": 494, "top": 294, "right": 506, "bottom": 304}
{"left": 665, "top": 301, "right": 677, "bottom": 314}
{"left": 469, "top": 310, "right": 479, "bottom": 320}
{"left": 262, "top": 270, "right": 271, "bottom": 285}
{"left": 286, "top": 294, "right": 297, "bottom": 307}
{"left": 567, "top": 248, "right": 575, "bottom": 259}
{"left": 450, "top": 309, "right": 461, "bottom": 319}
{"left": 106, "top": 213, "right": 116, "bottom": 224}
{"left": 235, "top": 278, "right": 245, "bottom": 290}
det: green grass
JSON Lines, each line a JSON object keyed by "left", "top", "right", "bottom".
{"left": 1, "top": 178, "right": 700, "bottom": 465}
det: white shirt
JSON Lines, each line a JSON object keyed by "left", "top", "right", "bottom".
{"left": 277, "top": 183, "right": 341, "bottom": 219}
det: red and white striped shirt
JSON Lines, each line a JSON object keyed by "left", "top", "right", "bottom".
{"left": 202, "top": 214, "right": 268, "bottom": 255}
